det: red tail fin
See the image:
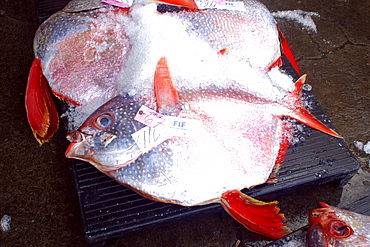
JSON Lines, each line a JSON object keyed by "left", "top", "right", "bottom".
{"left": 25, "top": 58, "right": 59, "bottom": 145}
{"left": 283, "top": 75, "right": 340, "bottom": 137}
{"left": 220, "top": 190, "right": 291, "bottom": 239}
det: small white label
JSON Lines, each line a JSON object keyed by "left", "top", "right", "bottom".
{"left": 194, "top": 0, "right": 246, "bottom": 11}
{"left": 101, "top": 0, "right": 132, "bottom": 8}
{"left": 165, "top": 116, "right": 199, "bottom": 137}
{"left": 132, "top": 106, "right": 201, "bottom": 151}
{"left": 134, "top": 105, "right": 166, "bottom": 128}
{"left": 131, "top": 125, "right": 172, "bottom": 153}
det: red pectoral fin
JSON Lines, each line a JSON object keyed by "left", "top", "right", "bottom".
{"left": 25, "top": 58, "right": 59, "bottom": 145}
{"left": 278, "top": 28, "right": 301, "bottom": 76}
{"left": 284, "top": 75, "right": 340, "bottom": 137}
{"left": 154, "top": 57, "right": 181, "bottom": 115}
{"left": 220, "top": 190, "right": 291, "bottom": 239}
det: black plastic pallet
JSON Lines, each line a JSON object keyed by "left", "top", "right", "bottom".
{"left": 36, "top": 1, "right": 360, "bottom": 245}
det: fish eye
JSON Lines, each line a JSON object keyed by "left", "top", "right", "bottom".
{"left": 95, "top": 114, "right": 114, "bottom": 130}
{"left": 329, "top": 220, "right": 353, "bottom": 238}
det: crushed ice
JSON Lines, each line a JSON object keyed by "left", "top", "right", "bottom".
{"left": 1, "top": 214, "right": 11, "bottom": 233}
{"left": 353, "top": 140, "right": 370, "bottom": 155}
{"left": 272, "top": 10, "right": 320, "bottom": 32}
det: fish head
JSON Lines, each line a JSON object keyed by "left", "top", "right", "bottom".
{"left": 307, "top": 202, "right": 370, "bottom": 246}
{"left": 65, "top": 95, "right": 145, "bottom": 174}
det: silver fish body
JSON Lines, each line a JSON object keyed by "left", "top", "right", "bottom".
{"left": 34, "top": 0, "right": 286, "bottom": 107}
{"left": 66, "top": 88, "right": 292, "bottom": 206}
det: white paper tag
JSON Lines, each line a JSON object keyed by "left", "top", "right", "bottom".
{"left": 132, "top": 106, "right": 201, "bottom": 151}
{"left": 134, "top": 105, "right": 166, "bottom": 128}
{"left": 101, "top": 0, "right": 132, "bottom": 8}
{"left": 194, "top": 0, "right": 246, "bottom": 12}
{"left": 131, "top": 125, "right": 172, "bottom": 153}
{"left": 164, "top": 116, "right": 199, "bottom": 137}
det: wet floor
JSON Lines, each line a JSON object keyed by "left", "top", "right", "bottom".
{"left": 0, "top": 0, "right": 369, "bottom": 246}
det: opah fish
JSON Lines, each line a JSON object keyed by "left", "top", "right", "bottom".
{"left": 307, "top": 202, "right": 370, "bottom": 246}
{"left": 66, "top": 56, "right": 338, "bottom": 239}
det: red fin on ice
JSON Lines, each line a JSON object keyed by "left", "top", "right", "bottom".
{"left": 278, "top": 28, "right": 301, "bottom": 76}
{"left": 154, "top": 57, "right": 181, "bottom": 115}
{"left": 220, "top": 190, "right": 291, "bottom": 239}
{"left": 25, "top": 58, "right": 59, "bottom": 145}
{"left": 152, "top": 0, "right": 198, "bottom": 8}
{"left": 284, "top": 75, "right": 340, "bottom": 137}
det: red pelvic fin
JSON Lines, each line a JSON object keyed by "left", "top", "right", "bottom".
{"left": 154, "top": 57, "right": 181, "bottom": 115}
{"left": 284, "top": 75, "right": 340, "bottom": 137}
{"left": 153, "top": 0, "right": 198, "bottom": 8}
{"left": 267, "top": 57, "right": 282, "bottom": 71}
{"left": 25, "top": 58, "right": 59, "bottom": 145}
{"left": 278, "top": 28, "right": 301, "bottom": 76}
{"left": 220, "top": 190, "right": 291, "bottom": 239}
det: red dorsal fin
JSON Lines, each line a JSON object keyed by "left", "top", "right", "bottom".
{"left": 220, "top": 190, "right": 291, "bottom": 239}
{"left": 152, "top": 0, "right": 198, "bottom": 8}
{"left": 154, "top": 57, "right": 181, "bottom": 115}
{"left": 25, "top": 58, "right": 59, "bottom": 145}
{"left": 278, "top": 28, "right": 301, "bottom": 76}
{"left": 283, "top": 75, "right": 340, "bottom": 137}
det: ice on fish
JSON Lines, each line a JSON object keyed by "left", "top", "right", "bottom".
{"left": 115, "top": 2, "right": 295, "bottom": 103}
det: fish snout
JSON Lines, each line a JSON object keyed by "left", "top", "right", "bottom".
{"left": 66, "top": 130, "right": 85, "bottom": 143}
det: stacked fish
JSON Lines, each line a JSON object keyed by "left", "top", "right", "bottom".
{"left": 25, "top": 0, "right": 339, "bottom": 239}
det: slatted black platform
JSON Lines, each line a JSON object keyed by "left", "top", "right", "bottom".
{"left": 36, "top": 1, "right": 360, "bottom": 246}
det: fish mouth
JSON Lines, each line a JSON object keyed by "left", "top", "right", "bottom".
{"left": 65, "top": 141, "right": 92, "bottom": 162}
{"left": 65, "top": 139, "right": 143, "bottom": 172}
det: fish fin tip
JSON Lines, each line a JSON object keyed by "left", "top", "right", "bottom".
{"left": 285, "top": 74, "right": 340, "bottom": 138}
{"left": 154, "top": 57, "right": 181, "bottom": 115}
{"left": 220, "top": 190, "right": 291, "bottom": 239}
{"left": 25, "top": 58, "right": 59, "bottom": 145}
{"left": 278, "top": 28, "right": 301, "bottom": 76}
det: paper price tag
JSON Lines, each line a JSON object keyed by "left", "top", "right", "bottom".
{"left": 133, "top": 105, "right": 201, "bottom": 151}
{"left": 101, "top": 0, "right": 132, "bottom": 8}
{"left": 134, "top": 105, "right": 166, "bottom": 128}
{"left": 194, "top": 0, "right": 246, "bottom": 12}
{"left": 131, "top": 125, "right": 172, "bottom": 153}
{"left": 165, "top": 116, "right": 199, "bottom": 137}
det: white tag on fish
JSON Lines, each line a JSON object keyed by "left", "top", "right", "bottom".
{"left": 194, "top": 0, "right": 247, "bottom": 12}
{"left": 133, "top": 106, "right": 201, "bottom": 151}
{"left": 131, "top": 125, "right": 172, "bottom": 153}
{"left": 164, "top": 116, "right": 200, "bottom": 137}
{"left": 134, "top": 105, "right": 199, "bottom": 137}
{"left": 101, "top": 0, "right": 132, "bottom": 8}
{"left": 134, "top": 105, "right": 166, "bottom": 128}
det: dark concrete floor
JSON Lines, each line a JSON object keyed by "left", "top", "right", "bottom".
{"left": 0, "top": 0, "right": 369, "bottom": 246}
